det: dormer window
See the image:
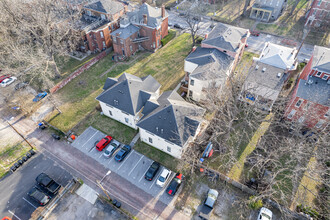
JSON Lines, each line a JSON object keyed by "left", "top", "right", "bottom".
{"left": 316, "top": 71, "right": 322, "bottom": 77}
{"left": 322, "top": 75, "right": 328, "bottom": 80}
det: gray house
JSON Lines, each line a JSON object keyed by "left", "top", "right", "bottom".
{"left": 250, "top": 0, "right": 288, "bottom": 22}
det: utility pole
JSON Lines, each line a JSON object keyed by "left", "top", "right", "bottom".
{"left": 7, "top": 121, "right": 35, "bottom": 150}
{"left": 96, "top": 180, "right": 111, "bottom": 201}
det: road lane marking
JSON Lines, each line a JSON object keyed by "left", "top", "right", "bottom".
{"left": 128, "top": 155, "right": 144, "bottom": 176}
{"left": 8, "top": 210, "right": 22, "bottom": 220}
{"left": 23, "top": 197, "right": 38, "bottom": 209}
{"left": 117, "top": 150, "right": 134, "bottom": 171}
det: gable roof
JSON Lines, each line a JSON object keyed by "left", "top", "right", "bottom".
{"left": 312, "top": 46, "right": 330, "bottom": 73}
{"left": 256, "top": 42, "right": 297, "bottom": 70}
{"left": 84, "top": 0, "right": 125, "bottom": 15}
{"left": 121, "top": 3, "right": 168, "bottom": 28}
{"left": 137, "top": 91, "right": 205, "bottom": 147}
{"left": 185, "top": 47, "right": 234, "bottom": 80}
{"left": 243, "top": 62, "right": 287, "bottom": 101}
{"left": 296, "top": 76, "right": 330, "bottom": 107}
{"left": 96, "top": 73, "right": 161, "bottom": 115}
{"left": 202, "top": 23, "right": 248, "bottom": 52}
{"left": 110, "top": 24, "right": 140, "bottom": 39}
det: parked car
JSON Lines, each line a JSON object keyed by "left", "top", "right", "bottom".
{"left": 166, "top": 173, "right": 184, "bottom": 196}
{"left": 36, "top": 173, "right": 61, "bottom": 194}
{"left": 257, "top": 207, "right": 273, "bottom": 220}
{"left": 199, "top": 189, "right": 219, "bottom": 220}
{"left": 250, "top": 30, "right": 260, "bottom": 37}
{"left": 27, "top": 187, "right": 50, "bottom": 206}
{"left": 96, "top": 135, "right": 112, "bottom": 151}
{"left": 0, "top": 74, "right": 11, "bottom": 83}
{"left": 33, "top": 92, "right": 48, "bottom": 102}
{"left": 15, "top": 82, "right": 28, "bottom": 90}
{"left": 103, "top": 139, "right": 120, "bottom": 157}
{"left": 1, "top": 76, "right": 17, "bottom": 87}
{"left": 114, "top": 145, "right": 131, "bottom": 162}
{"left": 174, "top": 24, "right": 183, "bottom": 29}
{"left": 145, "top": 161, "right": 160, "bottom": 181}
{"left": 156, "top": 168, "right": 171, "bottom": 187}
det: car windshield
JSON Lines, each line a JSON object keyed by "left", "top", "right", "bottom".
{"left": 111, "top": 142, "right": 117, "bottom": 147}
{"left": 104, "top": 150, "right": 110, "bottom": 154}
{"left": 159, "top": 176, "right": 165, "bottom": 182}
{"left": 261, "top": 213, "right": 271, "bottom": 220}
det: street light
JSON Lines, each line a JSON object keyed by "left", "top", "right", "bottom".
{"left": 97, "top": 170, "right": 112, "bottom": 201}
{"left": 100, "top": 170, "right": 111, "bottom": 183}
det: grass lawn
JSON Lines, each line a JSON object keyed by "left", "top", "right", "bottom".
{"left": 234, "top": 51, "right": 258, "bottom": 82}
{"left": 134, "top": 140, "right": 179, "bottom": 171}
{"left": 73, "top": 110, "right": 137, "bottom": 144}
{"left": 0, "top": 143, "right": 30, "bottom": 178}
{"left": 125, "top": 33, "right": 193, "bottom": 91}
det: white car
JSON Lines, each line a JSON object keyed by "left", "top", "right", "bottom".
{"left": 257, "top": 207, "right": 273, "bottom": 220}
{"left": 156, "top": 168, "right": 170, "bottom": 187}
{"left": 1, "top": 76, "right": 17, "bottom": 87}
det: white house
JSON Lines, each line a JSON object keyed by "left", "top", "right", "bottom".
{"left": 137, "top": 90, "right": 205, "bottom": 159}
{"left": 184, "top": 47, "right": 234, "bottom": 101}
{"left": 96, "top": 73, "right": 161, "bottom": 129}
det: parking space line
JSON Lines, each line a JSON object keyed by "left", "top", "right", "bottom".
{"left": 23, "top": 197, "right": 38, "bottom": 209}
{"left": 98, "top": 153, "right": 103, "bottom": 158}
{"left": 8, "top": 210, "right": 22, "bottom": 220}
{"left": 128, "top": 155, "right": 144, "bottom": 176}
{"left": 80, "top": 130, "right": 98, "bottom": 150}
{"left": 108, "top": 156, "right": 114, "bottom": 164}
{"left": 117, "top": 151, "right": 134, "bottom": 171}
{"left": 139, "top": 165, "right": 151, "bottom": 182}
{"left": 149, "top": 169, "right": 162, "bottom": 189}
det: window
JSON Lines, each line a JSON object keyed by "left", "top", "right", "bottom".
{"left": 315, "top": 120, "right": 324, "bottom": 128}
{"left": 167, "top": 146, "right": 171, "bottom": 152}
{"left": 113, "top": 36, "right": 116, "bottom": 43}
{"left": 120, "top": 39, "right": 123, "bottom": 44}
{"left": 298, "top": 116, "right": 305, "bottom": 123}
{"left": 108, "top": 26, "right": 111, "bottom": 31}
{"left": 87, "top": 10, "right": 92, "bottom": 16}
{"left": 316, "top": 71, "right": 322, "bottom": 77}
{"left": 295, "top": 99, "right": 303, "bottom": 108}
{"left": 109, "top": 110, "right": 112, "bottom": 116}
{"left": 190, "top": 79, "right": 194, "bottom": 86}
{"left": 322, "top": 75, "right": 328, "bottom": 80}
{"left": 153, "top": 42, "right": 156, "bottom": 48}
{"left": 149, "top": 137, "right": 153, "bottom": 143}
{"left": 100, "top": 31, "right": 104, "bottom": 38}
{"left": 324, "top": 109, "right": 330, "bottom": 118}
{"left": 317, "top": 0, "right": 322, "bottom": 6}
{"left": 287, "top": 109, "right": 296, "bottom": 119}
{"left": 102, "top": 41, "right": 106, "bottom": 48}
{"left": 130, "top": 45, "right": 133, "bottom": 52}
{"left": 125, "top": 117, "right": 129, "bottom": 123}
{"left": 101, "top": 14, "right": 106, "bottom": 20}
{"left": 189, "top": 90, "right": 193, "bottom": 97}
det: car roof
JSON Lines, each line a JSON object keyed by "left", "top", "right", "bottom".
{"left": 160, "top": 168, "right": 170, "bottom": 177}
{"left": 205, "top": 189, "right": 219, "bottom": 207}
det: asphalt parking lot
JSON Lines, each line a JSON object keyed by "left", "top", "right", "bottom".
{"left": 72, "top": 126, "right": 176, "bottom": 205}
{"left": 0, "top": 153, "right": 72, "bottom": 220}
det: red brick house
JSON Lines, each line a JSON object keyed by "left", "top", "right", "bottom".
{"left": 111, "top": 3, "right": 168, "bottom": 57}
{"left": 78, "top": 0, "right": 128, "bottom": 52}
{"left": 284, "top": 46, "right": 330, "bottom": 130}
{"left": 201, "top": 23, "right": 250, "bottom": 68}
{"left": 305, "top": 0, "right": 330, "bottom": 28}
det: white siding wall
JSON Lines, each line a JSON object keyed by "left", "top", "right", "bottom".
{"left": 139, "top": 128, "right": 183, "bottom": 159}
{"left": 184, "top": 60, "right": 198, "bottom": 73}
{"left": 188, "top": 77, "right": 205, "bottom": 101}
{"left": 100, "top": 102, "right": 137, "bottom": 129}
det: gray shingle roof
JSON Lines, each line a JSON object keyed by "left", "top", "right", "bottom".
{"left": 84, "top": 0, "right": 124, "bottom": 15}
{"left": 110, "top": 24, "right": 140, "bottom": 39}
{"left": 296, "top": 76, "right": 330, "bottom": 107}
{"left": 121, "top": 3, "right": 168, "bottom": 28}
{"left": 137, "top": 91, "right": 205, "bottom": 147}
{"left": 202, "top": 23, "right": 248, "bottom": 52}
{"left": 242, "top": 62, "right": 287, "bottom": 101}
{"left": 312, "top": 46, "right": 330, "bottom": 73}
{"left": 96, "top": 73, "right": 161, "bottom": 115}
{"left": 185, "top": 47, "right": 234, "bottom": 80}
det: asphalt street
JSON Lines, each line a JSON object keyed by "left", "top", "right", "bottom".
{"left": 0, "top": 153, "right": 72, "bottom": 220}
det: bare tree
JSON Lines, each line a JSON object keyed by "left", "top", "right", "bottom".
{"left": 185, "top": 12, "right": 201, "bottom": 46}
{"left": 243, "top": 0, "right": 253, "bottom": 16}
{"left": 0, "top": 0, "right": 81, "bottom": 90}
{"left": 290, "top": 0, "right": 302, "bottom": 16}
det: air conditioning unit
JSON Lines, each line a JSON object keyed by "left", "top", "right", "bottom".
{"left": 262, "top": 67, "right": 266, "bottom": 72}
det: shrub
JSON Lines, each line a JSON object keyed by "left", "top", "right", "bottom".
{"left": 248, "top": 196, "right": 263, "bottom": 209}
{"left": 161, "top": 30, "right": 176, "bottom": 46}
{"left": 296, "top": 204, "right": 320, "bottom": 218}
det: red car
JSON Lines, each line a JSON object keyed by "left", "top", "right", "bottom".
{"left": 0, "top": 75, "right": 11, "bottom": 83}
{"left": 96, "top": 135, "right": 112, "bottom": 151}
{"left": 250, "top": 30, "right": 260, "bottom": 37}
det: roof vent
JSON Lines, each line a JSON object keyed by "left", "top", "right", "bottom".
{"left": 277, "top": 73, "right": 282, "bottom": 78}
{"left": 161, "top": 129, "right": 163, "bottom": 134}
{"left": 255, "top": 65, "right": 259, "bottom": 70}
{"left": 262, "top": 67, "right": 266, "bottom": 72}
{"left": 156, "top": 127, "right": 159, "bottom": 132}
{"left": 118, "top": 90, "right": 124, "bottom": 94}
{"left": 307, "top": 79, "right": 313, "bottom": 85}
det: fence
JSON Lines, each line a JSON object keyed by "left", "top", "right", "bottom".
{"left": 50, "top": 51, "right": 107, "bottom": 94}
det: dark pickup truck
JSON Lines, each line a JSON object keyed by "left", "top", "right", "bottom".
{"left": 199, "top": 189, "right": 219, "bottom": 220}
{"left": 36, "top": 173, "right": 61, "bottom": 194}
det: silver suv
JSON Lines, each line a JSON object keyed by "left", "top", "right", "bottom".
{"left": 103, "top": 140, "right": 120, "bottom": 158}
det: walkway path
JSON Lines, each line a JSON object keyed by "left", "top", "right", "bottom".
{"left": 228, "top": 113, "right": 274, "bottom": 181}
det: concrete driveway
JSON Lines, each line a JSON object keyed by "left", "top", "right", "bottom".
{"left": 71, "top": 126, "right": 177, "bottom": 205}
{"left": 0, "top": 153, "right": 72, "bottom": 220}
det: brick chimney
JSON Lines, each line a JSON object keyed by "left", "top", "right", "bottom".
{"left": 143, "top": 14, "right": 148, "bottom": 24}
{"left": 142, "top": 0, "right": 147, "bottom": 4}
{"left": 161, "top": 5, "right": 165, "bottom": 18}
{"left": 205, "top": 33, "right": 208, "bottom": 39}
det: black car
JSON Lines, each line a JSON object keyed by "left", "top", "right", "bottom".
{"left": 14, "top": 82, "right": 28, "bottom": 90}
{"left": 145, "top": 161, "right": 160, "bottom": 181}
{"left": 36, "top": 173, "right": 61, "bottom": 194}
{"left": 173, "top": 24, "right": 183, "bottom": 29}
{"left": 28, "top": 187, "right": 50, "bottom": 206}
{"left": 166, "top": 173, "right": 184, "bottom": 196}
{"left": 114, "top": 145, "right": 131, "bottom": 162}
